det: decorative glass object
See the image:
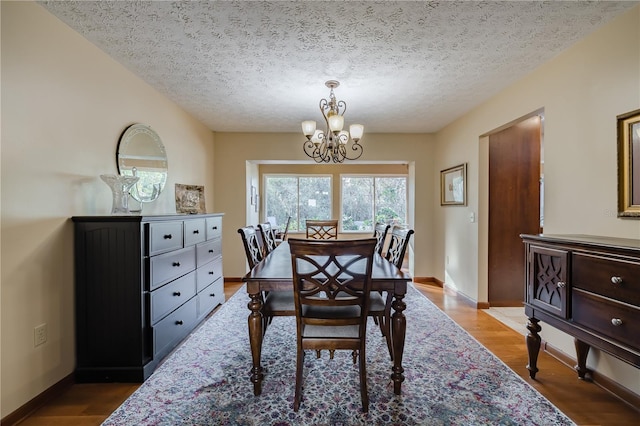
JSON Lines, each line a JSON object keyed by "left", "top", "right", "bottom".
{"left": 100, "top": 174, "right": 140, "bottom": 214}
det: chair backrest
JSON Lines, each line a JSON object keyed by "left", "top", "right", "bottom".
{"left": 372, "top": 223, "right": 391, "bottom": 255}
{"left": 385, "top": 227, "right": 415, "bottom": 268}
{"left": 280, "top": 216, "right": 292, "bottom": 241}
{"left": 289, "top": 238, "right": 377, "bottom": 332}
{"left": 257, "top": 222, "right": 278, "bottom": 255}
{"left": 238, "top": 226, "right": 263, "bottom": 269}
{"left": 305, "top": 219, "right": 338, "bottom": 239}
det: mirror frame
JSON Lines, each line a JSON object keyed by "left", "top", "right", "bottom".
{"left": 116, "top": 123, "right": 168, "bottom": 203}
{"left": 617, "top": 109, "right": 640, "bottom": 217}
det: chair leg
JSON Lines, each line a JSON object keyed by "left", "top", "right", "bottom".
{"left": 382, "top": 314, "right": 394, "bottom": 361}
{"left": 294, "top": 348, "right": 304, "bottom": 412}
{"left": 359, "top": 345, "right": 369, "bottom": 413}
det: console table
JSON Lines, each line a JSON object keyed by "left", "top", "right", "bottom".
{"left": 521, "top": 234, "right": 640, "bottom": 380}
{"left": 72, "top": 213, "right": 224, "bottom": 382}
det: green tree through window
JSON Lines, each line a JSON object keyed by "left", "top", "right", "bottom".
{"left": 265, "top": 175, "right": 332, "bottom": 232}
{"left": 341, "top": 176, "right": 407, "bottom": 231}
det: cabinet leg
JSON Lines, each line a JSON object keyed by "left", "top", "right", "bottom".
{"left": 526, "top": 317, "right": 541, "bottom": 379}
{"left": 574, "top": 339, "right": 591, "bottom": 380}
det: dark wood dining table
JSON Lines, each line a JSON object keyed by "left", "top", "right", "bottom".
{"left": 242, "top": 240, "right": 412, "bottom": 396}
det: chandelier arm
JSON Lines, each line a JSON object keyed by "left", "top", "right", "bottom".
{"left": 337, "top": 100, "right": 346, "bottom": 116}
{"left": 343, "top": 140, "right": 364, "bottom": 161}
{"left": 303, "top": 137, "right": 333, "bottom": 163}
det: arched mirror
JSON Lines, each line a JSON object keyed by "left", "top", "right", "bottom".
{"left": 117, "top": 123, "right": 168, "bottom": 204}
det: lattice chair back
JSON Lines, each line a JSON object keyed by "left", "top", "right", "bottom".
{"left": 372, "top": 223, "right": 391, "bottom": 255}
{"left": 385, "top": 227, "right": 415, "bottom": 268}
{"left": 257, "top": 222, "right": 278, "bottom": 255}
{"left": 305, "top": 219, "right": 338, "bottom": 239}
{"left": 237, "top": 226, "right": 263, "bottom": 269}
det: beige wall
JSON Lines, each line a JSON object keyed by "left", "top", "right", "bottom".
{"left": 434, "top": 6, "right": 640, "bottom": 394}
{"left": 213, "top": 133, "right": 434, "bottom": 279}
{"left": 1, "top": 2, "right": 215, "bottom": 416}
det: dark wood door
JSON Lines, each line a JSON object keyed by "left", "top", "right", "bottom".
{"left": 488, "top": 116, "right": 541, "bottom": 306}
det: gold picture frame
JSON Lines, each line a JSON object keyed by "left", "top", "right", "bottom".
{"left": 175, "top": 184, "right": 206, "bottom": 214}
{"left": 617, "top": 109, "right": 640, "bottom": 217}
{"left": 440, "top": 163, "right": 467, "bottom": 206}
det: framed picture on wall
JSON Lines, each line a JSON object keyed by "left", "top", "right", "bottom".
{"left": 175, "top": 184, "right": 206, "bottom": 214}
{"left": 617, "top": 108, "right": 640, "bottom": 217}
{"left": 440, "top": 163, "right": 467, "bottom": 206}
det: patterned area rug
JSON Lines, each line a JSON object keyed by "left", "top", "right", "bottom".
{"left": 103, "top": 284, "right": 574, "bottom": 425}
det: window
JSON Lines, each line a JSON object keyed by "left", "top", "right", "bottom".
{"left": 264, "top": 175, "right": 332, "bottom": 232}
{"left": 341, "top": 176, "right": 407, "bottom": 231}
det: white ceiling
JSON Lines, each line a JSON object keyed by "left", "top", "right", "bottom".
{"left": 39, "top": 1, "right": 637, "bottom": 134}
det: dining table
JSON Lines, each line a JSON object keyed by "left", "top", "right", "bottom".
{"left": 242, "top": 240, "right": 412, "bottom": 396}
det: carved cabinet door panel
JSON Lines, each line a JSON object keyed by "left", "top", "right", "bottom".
{"left": 527, "top": 244, "right": 569, "bottom": 319}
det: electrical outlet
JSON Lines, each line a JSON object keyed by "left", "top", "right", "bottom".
{"left": 34, "top": 323, "right": 47, "bottom": 347}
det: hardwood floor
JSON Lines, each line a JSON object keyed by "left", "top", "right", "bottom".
{"left": 10, "top": 282, "right": 639, "bottom": 425}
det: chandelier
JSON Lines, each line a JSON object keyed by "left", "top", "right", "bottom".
{"left": 301, "top": 80, "right": 364, "bottom": 163}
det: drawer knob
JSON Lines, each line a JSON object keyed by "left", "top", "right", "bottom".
{"left": 610, "top": 276, "right": 623, "bottom": 285}
{"left": 210, "top": 293, "right": 215, "bottom": 297}
{"left": 611, "top": 318, "right": 623, "bottom": 326}
{"left": 175, "top": 320, "right": 184, "bottom": 325}
{"left": 193, "top": 230, "right": 199, "bottom": 234}
{"left": 209, "top": 249, "right": 214, "bottom": 253}
{"left": 212, "top": 226, "right": 218, "bottom": 230}
{"left": 209, "top": 271, "right": 214, "bottom": 275}
{"left": 173, "top": 291, "right": 181, "bottom": 296}
{"left": 556, "top": 281, "right": 566, "bottom": 288}
{"left": 164, "top": 234, "right": 172, "bottom": 239}
{"left": 172, "top": 262, "right": 181, "bottom": 267}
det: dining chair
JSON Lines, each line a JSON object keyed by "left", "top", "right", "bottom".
{"left": 372, "top": 222, "right": 391, "bottom": 255}
{"left": 305, "top": 219, "right": 338, "bottom": 239}
{"left": 289, "top": 237, "right": 377, "bottom": 412}
{"left": 238, "top": 226, "right": 294, "bottom": 333}
{"left": 237, "top": 226, "right": 263, "bottom": 269}
{"left": 257, "top": 222, "right": 278, "bottom": 256}
{"left": 275, "top": 215, "right": 291, "bottom": 245}
{"left": 368, "top": 226, "right": 414, "bottom": 361}
{"left": 369, "top": 222, "right": 391, "bottom": 340}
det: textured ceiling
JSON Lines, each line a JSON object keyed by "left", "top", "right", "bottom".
{"left": 39, "top": 1, "right": 637, "bottom": 134}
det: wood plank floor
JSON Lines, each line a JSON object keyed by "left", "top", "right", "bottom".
{"left": 11, "top": 282, "right": 639, "bottom": 425}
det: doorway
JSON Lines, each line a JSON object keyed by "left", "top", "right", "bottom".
{"left": 488, "top": 115, "right": 543, "bottom": 306}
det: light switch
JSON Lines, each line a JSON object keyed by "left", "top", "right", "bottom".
{"left": 469, "top": 212, "right": 476, "bottom": 223}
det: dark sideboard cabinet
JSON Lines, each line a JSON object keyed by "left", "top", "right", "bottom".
{"left": 72, "top": 213, "right": 224, "bottom": 382}
{"left": 521, "top": 234, "right": 639, "bottom": 380}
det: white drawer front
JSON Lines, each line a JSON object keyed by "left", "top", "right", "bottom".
{"left": 150, "top": 246, "right": 196, "bottom": 290}
{"left": 153, "top": 297, "right": 197, "bottom": 358}
{"left": 196, "top": 240, "right": 220, "bottom": 267}
{"left": 150, "top": 271, "right": 197, "bottom": 324}
{"left": 198, "top": 280, "right": 224, "bottom": 319}
{"left": 149, "top": 221, "right": 183, "bottom": 255}
{"left": 205, "top": 216, "right": 222, "bottom": 240}
{"left": 196, "top": 257, "right": 223, "bottom": 292}
{"left": 184, "top": 219, "right": 206, "bottom": 247}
